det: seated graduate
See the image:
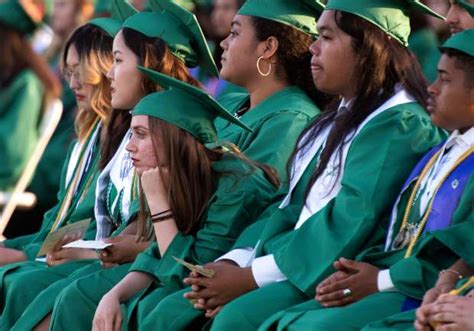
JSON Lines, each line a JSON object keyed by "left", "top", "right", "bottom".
{"left": 88, "top": 69, "right": 279, "bottom": 331}
{"left": 362, "top": 28, "right": 474, "bottom": 331}
{"left": 0, "top": 0, "right": 61, "bottom": 191}
{"left": 263, "top": 28, "right": 474, "bottom": 331}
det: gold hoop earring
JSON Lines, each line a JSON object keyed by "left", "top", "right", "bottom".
{"left": 256, "top": 56, "right": 272, "bottom": 77}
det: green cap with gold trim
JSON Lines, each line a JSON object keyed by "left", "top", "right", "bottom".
{"left": 441, "top": 29, "right": 474, "bottom": 56}
{"left": 0, "top": 0, "right": 43, "bottom": 34}
{"left": 133, "top": 66, "right": 251, "bottom": 144}
{"left": 325, "top": 0, "right": 445, "bottom": 46}
{"left": 89, "top": 0, "right": 137, "bottom": 37}
{"left": 122, "top": 0, "right": 218, "bottom": 76}
{"left": 238, "top": 0, "right": 325, "bottom": 36}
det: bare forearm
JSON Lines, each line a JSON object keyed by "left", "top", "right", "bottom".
{"left": 153, "top": 220, "right": 179, "bottom": 256}
{"left": 148, "top": 199, "right": 178, "bottom": 256}
{"left": 109, "top": 271, "right": 153, "bottom": 302}
{"left": 450, "top": 259, "right": 474, "bottom": 278}
{"left": 120, "top": 219, "right": 138, "bottom": 235}
{"left": 0, "top": 247, "right": 27, "bottom": 265}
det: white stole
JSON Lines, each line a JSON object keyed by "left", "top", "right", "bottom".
{"left": 94, "top": 129, "right": 134, "bottom": 239}
{"left": 278, "top": 88, "right": 416, "bottom": 230}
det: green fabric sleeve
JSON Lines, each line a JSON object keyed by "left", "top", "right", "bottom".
{"left": 0, "top": 70, "right": 43, "bottom": 189}
{"left": 231, "top": 185, "right": 290, "bottom": 249}
{"left": 129, "top": 157, "right": 277, "bottom": 289}
{"left": 229, "top": 111, "right": 315, "bottom": 182}
{"left": 129, "top": 241, "right": 160, "bottom": 275}
{"left": 271, "top": 103, "right": 446, "bottom": 296}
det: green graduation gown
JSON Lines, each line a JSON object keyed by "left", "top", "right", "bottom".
{"left": 0, "top": 69, "right": 43, "bottom": 190}
{"left": 262, "top": 169, "right": 474, "bottom": 331}
{"left": 46, "top": 153, "right": 278, "bottom": 331}
{"left": 0, "top": 123, "right": 102, "bottom": 330}
{"left": 5, "top": 132, "right": 140, "bottom": 330}
{"left": 147, "top": 99, "right": 447, "bottom": 330}
{"left": 215, "top": 86, "right": 320, "bottom": 181}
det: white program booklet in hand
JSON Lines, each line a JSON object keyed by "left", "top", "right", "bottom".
{"left": 62, "top": 239, "right": 113, "bottom": 250}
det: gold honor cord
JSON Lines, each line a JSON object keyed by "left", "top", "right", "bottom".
{"left": 449, "top": 276, "right": 474, "bottom": 295}
{"left": 49, "top": 118, "right": 101, "bottom": 232}
{"left": 403, "top": 147, "right": 474, "bottom": 258}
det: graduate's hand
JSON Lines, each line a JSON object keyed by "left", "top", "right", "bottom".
{"left": 315, "top": 258, "right": 379, "bottom": 307}
{"left": 140, "top": 167, "right": 169, "bottom": 211}
{"left": 183, "top": 262, "right": 258, "bottom": 309}
{"left": 315, "top": 269, "right": 352, "bottom": 298}
{"left": 415, "top": 302, "right": 435, "bottom": 331}
{"left": 93, "top": 292, "right": 123, "bottom": 331}
{"left": 422, "top": 282, "right": 457, "bottom": 306}
{"left": 97, "top": 235, "right": 148, "bottom": 266}
{"left": 420, "top": 294, "right": 474, "bottom": 331}
{"left": 46, "top": 233, "right": 95, "bottom": 265}
{"left": 0, "top": 247, "right": 27, "bottom": 265}
{"left": 46, "top": 247, "right": 96, "bottom": 266}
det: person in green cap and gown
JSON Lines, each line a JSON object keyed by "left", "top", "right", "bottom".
{"left": 0, "top": 0, "right": 61, "bottom": 192}
{"left": 447, "top": 0, "right": 474, "bottom": 34}
{"left": 154, "top": 1, "right": 448, "bottom": 330}
{"left": 260, "top": 28, "right": 474, "bottom": 331}
{"left": 6, "top": 0, "right": 97, "bottom": 239}
{"left": 9, "top": 0, "right": 96, "bottom": 233}
{"left": 7, "top": 0, "right": 226, "bottom": 329}
{"left": 339, "top": 30, "right": 474, "bottom": 331}
{"left": 209, "top": 0, "right": 329, "bottom": 182}
{"left": 0, "top": 18, "right": 118, "bottom": 330}
{"left": 88, "top": 68, "right": 279, "bottom": 331}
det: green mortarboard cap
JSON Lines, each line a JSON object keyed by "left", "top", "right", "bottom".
{"left": 90, "top": 0, "right": 137, "bottom": 37}
{"left": 133, "top": 66, "right": 252, "bottom": 144}
{"left": 238, "top": 0, "right": 325, "bottom": 36}
{"left": 0, "top": 0, "right": 42, "bottom": 34}
{"left": 441, "top": 29, "right": 474, "bottom": 57}
{"left": 325, "top": 0, "right": 445, "bottom": 46}
{"left": 455, "top": 0, "right": 474, "bottom": 16}
{"left": 122, "top": 0, "right": 218, "bottom": 76}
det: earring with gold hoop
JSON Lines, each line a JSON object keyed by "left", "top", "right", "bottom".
{"left": 256, "top": 56, "right": 272, "bottom": 77}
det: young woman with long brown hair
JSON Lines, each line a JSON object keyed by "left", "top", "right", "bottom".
{"left": 89, "top": 69, "right": 280, "bottom": 331}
